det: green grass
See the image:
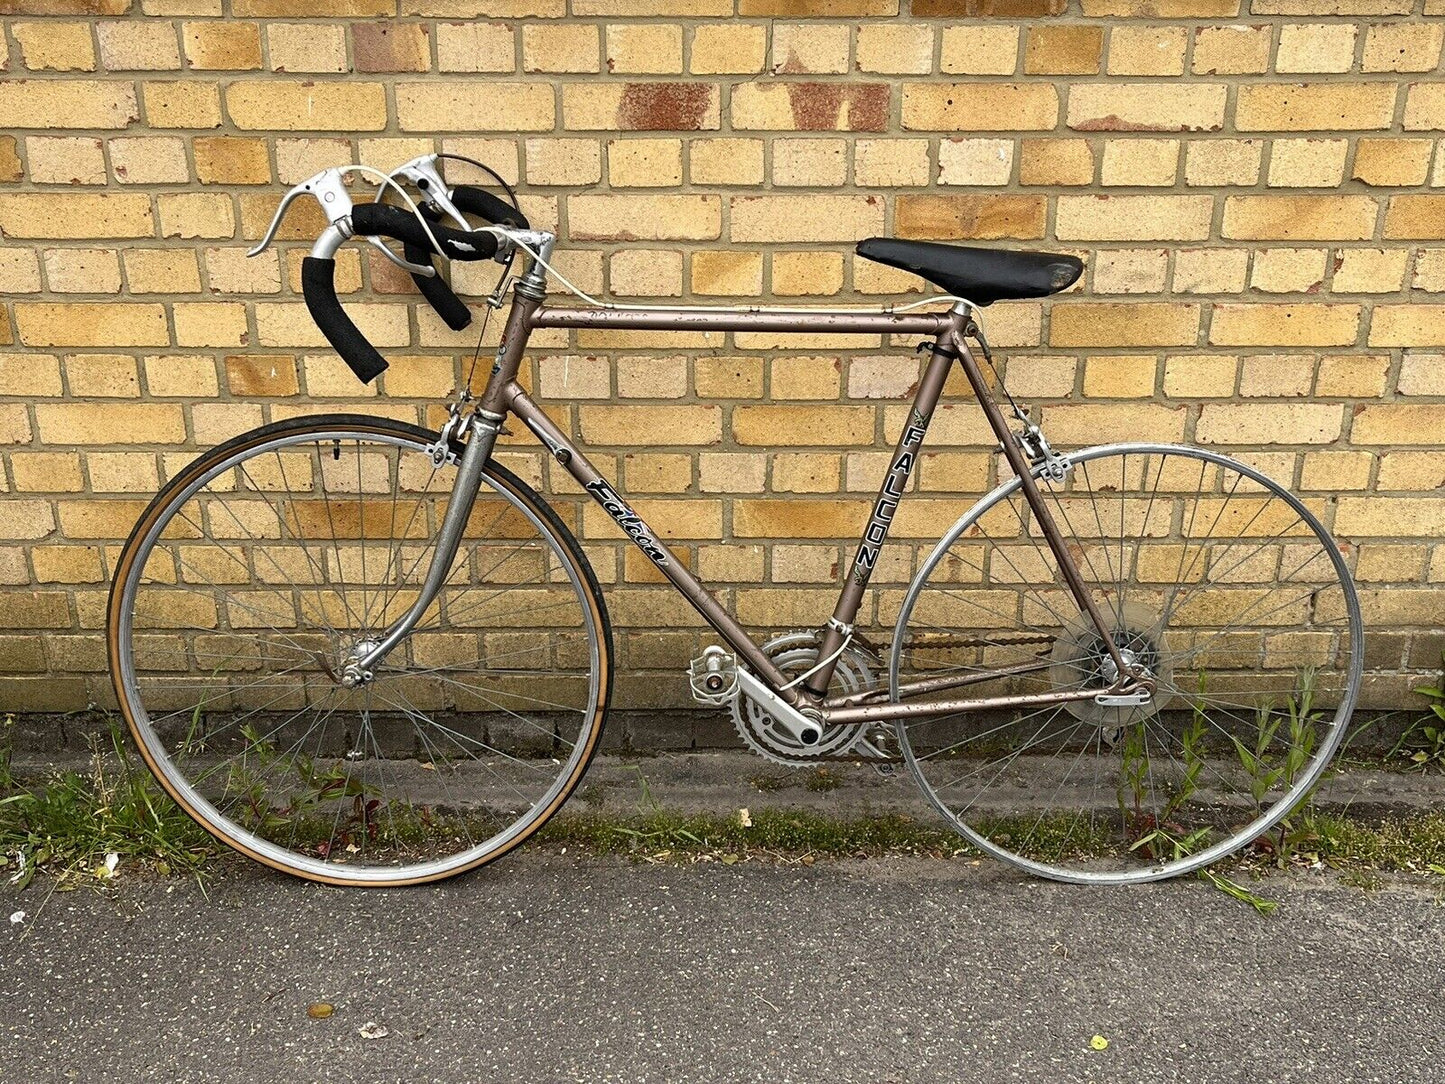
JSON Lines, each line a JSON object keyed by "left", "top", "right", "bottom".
{"left": 0, "top": 715, "right": 217, "bottom": 889}
{"left": 6, "top": 712, "right": 1445, "bottom": 902}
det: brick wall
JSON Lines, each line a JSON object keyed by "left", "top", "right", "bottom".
{"left": 0, "top": 0, "right": 1442, "bottom": 717}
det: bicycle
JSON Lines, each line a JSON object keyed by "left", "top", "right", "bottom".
{"left": 107, "top": 155, "right": 1363, "bottom": 887}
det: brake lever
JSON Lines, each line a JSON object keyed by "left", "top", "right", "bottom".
{"left": 385, "top": 154, "right": 471, "bottom": 232}
{"left": 248, "top": 165, "right": 436, "bottom": 277}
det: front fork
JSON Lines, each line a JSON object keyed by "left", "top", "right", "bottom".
{"left": 341, "top": 408, "right": 502, "bottom": 685}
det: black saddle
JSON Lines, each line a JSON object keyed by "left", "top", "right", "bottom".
{"left": 856, "top": 238, "right": 1082, "bottom": 307}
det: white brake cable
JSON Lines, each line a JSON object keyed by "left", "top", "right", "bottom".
{"left": 340, "top": 163, "right": 448, "bottom": 265}
{"left": 776, "top": 632, "right": 853, "bottom": 692}
{"left": 481, "top": 226, "right": 984, "bottom": 319}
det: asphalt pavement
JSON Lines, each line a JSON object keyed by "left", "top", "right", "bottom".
{"left": 2, "top": 852, "right": 1441, "bottom": 1083}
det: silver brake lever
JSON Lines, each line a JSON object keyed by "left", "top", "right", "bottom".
{"left": 247, "top": 166, "right": 435, "bottom": 278}
{"left": 386, "top": 154, "right": 471, "bottom": 232}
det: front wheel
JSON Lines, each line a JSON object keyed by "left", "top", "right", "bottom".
{"left": 890, "top": 443, "right": 1362, "bottom": 884}
{"left": 108, "top": 414, "right": 612, "bottom": 886}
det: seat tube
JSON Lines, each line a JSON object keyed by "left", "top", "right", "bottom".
{"left": 804, "top": 322, "right": 962, "bottom": 695}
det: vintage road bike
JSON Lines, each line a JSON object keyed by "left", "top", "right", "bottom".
{"left": 108, "top": 155, "right": 1363, "bottom": 887}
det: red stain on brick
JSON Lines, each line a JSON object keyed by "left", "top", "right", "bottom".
{"left": 618, "top": 83, "right": 714, "bottom": 131}
{"left": 784, "top": 83, "right": 889, "bottom": 133}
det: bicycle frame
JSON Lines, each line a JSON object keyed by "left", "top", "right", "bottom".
{"left": 357, "top": 280, "right": 1141, "bottom": 727}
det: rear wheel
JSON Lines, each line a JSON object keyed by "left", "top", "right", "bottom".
{"left": 108, "top": 414, "right": 612, "bottom": 886}
{"left": 890, "top": 443, "right": 1361, "bottom": 884}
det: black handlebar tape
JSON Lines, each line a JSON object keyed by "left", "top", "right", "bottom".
{"left": 403, "top": 206, "right": 471, "bottom": 331}
{"left": 301, "top": 256, "right": 388, "bottom": 384}
{"left": 350, "top": 203, "right": 499, "bottom": 261}
{"left": 451, "top": 184, "right": 530, "bottom": 230}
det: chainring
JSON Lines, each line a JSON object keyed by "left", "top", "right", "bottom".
{"left": 732, "top": 631, "right": 880, "bottom": 766}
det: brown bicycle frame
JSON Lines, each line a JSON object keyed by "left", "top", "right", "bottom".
{"left": 473, "top": 287, "right": 1136, "bottom": 726}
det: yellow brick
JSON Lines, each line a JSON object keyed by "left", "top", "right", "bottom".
{"left": 1068, "top": 84, "right": 1226, "bottom": 132}
{"left": 938, "top": 138, "right": 1015, "bottom": 186}
{"left": 1333, "top": 249, "right": 1407, "bottom": 293}
{"left": 0, "top": 193, "right": 152, "bottom": 239}
{"left": 144, "top": 355, "right": 219, "bottom": 397}
{"left": 1404, "top": 83, "right": 1445, "bottom": 131}
{"left": 1236, "top": 84, "right": 1397, "bottom": 131}
{"left": 10, "top": 452, "right": 82, "bottom": 492}
{"left": 1083, "top": 356, "right": 1157, "bottom": 398}
{"left": 1352, "top": 405, "right": 1445, "bottom": 445}
{"left": 854, "top": 139, "right": 930, "bottom": 187}
{"left": 267, "top": 24, "right": 348, "bottom": 74}
{"left": 227, "top": 81, "right": 387, "bottom": 131}
{"left": 1238, "top": 353, "right": 1313, "bottom": 397}
{"left": 623, "top": 452, "right": 692, "bottom": 493}
{"left": 1195, "top": 403, "right": 1342, "bottom": 445}
{"left": 182, "top": 22, "right": 263, "bottom": 71}
{"left": 1249, "top": 248, "right": 1327, "bottom": 293}
{"left": 43, "top": 249, "right": 121, "bottom": 293}
{"left": 771, "top": 137, "right": 845, "bottom": 186}
{"left": 1024, "top": 25, "right": 1103, "bottom": 76}
{"left": 1094, "top": 249, "right": 1168, "bottom": 293}
{"left": 695, "top": 357, "right": 763, "bottom": 399}
{"left": 140, "top": 82, "right": 223, "bottom": 131}
{"left": 15, "top": 303, "right": 168, "bottom": 348}
{"left": 1353, "top": 138, "right": 1434, "bottom": 187}
{"left": 175, "top": 303, "right": 247, "bottom": 348}
{"left": 732, "top": 500, "right": 864, "bottom": 540}
{"left": 689, "top": 25, "right": 767, "bottom": 75}
{"left": 1267, "top": 138, "right": 1348, "bottom": 187}
{"left": 688, "top": 139, "right": 764, "bottom": 186}
{"left": 1018, "top": 139, "right": 1094, "bottom": 186}
{"left": 731, "top": 195, "right": 884, "bottom": 242}
{"left": 12, "top": 22, "right": 96, "bottom": 72}
{"left": 1039, "top": 403, "right": 1187, "bottom": 444}
{"left": 110, "top": 136, "right": 189, "bottom": 184}
{"left": 36, "top": 403, "right": 186, "bottom": 445}
{"left": 1383, "top": 196, "right": 1445, "bottom": 240}
{"left": 25, "top": 135, "right": 106, "bottom": 185}
{"left": 194, "top": 136, "right": 272, "bottom": 185}
{"left": 579, "top": 405, "right": 721, "bottom": 445}
{"left": 856, "top": 24, "right": 933, "bottom": 75}
{"left": 733, "top": 405, "right": 872, "bottom": 446}
{"left": 97, "top": 21, "right": 181, "bottom": 71}
{"left": 772, "top": 251, "right": 844, "bottom": 296}
{"left": 522, "top": 23, "right": 600, "bottom": 73}
{"left": 1108, "top": 26, "right": 1187, "bottom": 75}
{"left": 573, "top": 195, "right": 720, "bottom": 241}
{"left": 1100, "top": 140, "right": 1179, "bottom": 187}
{"left": 517, "top": 138, "right": 597, "bottom": 187}
{"left": 609, "top": 139, "right": 683, "bottom": 187}
{"left": 895, "top": 195, "right": 1045, "bottom": 240}
{"left": 1362, "top": 23, "right": 1443, "bottom": 73}
{"left": 1222, "top": 196, "right": 1377, "bottom": 241}
{"left": 1275, "top": 23, "right": 1358, "bottom": 73}
{"left": 902, "top": 84, "right": 1058, "bottom": 132}
{"left": 435, "top": 23, "right": 514, "bottom": 74}
{"left": 772, "top": 456, "right": 841, "bottom": 495}
{"left": 159, "top": 193, "right": 235, "bottom": 240}
{"left": 1369, "top": 305, "right": 1445, "bottom": 347}
{"left": 770, "top": 355, "right": 841, "bottom": 399}
{"left": 1164, "top": 354, "right": 1237, "bottom": 398}
{"left": 1210, "top": 304, "right": 1360, "bottom": 347}
{"left": 770, "top": 23, "right": 849, "bottom": 74}
{"left": 1056, "top": 195, "right": 1213, "bottom": 242}
{"left": 0, "top": 80, "right": 137, "bottom": 128}
{"left": 939, "top": 26, "right": 1019, "bottom": 76}
{"left": 606, "top": 25, "right": 682, "bottom": 74}
{"left": 1316, "top": 355, "right": 1389, "bottom": 397}
{"left": 609, "top": 249, "right": 682, "bottom": 297}
{"left": 691, "top": 250, "right": 763, "bottom": 296}
{"left": 1300, "top": 451, "right": 1372, "bottom": 492}
{"left": 0, "top": 139, "right": 19, "bottom": 183}
{"left": 1051, "top": 303, "right": 1201, "bottom": 347}
{"left": 1192, "top": 25, "right": 1272, "bottom": 75}
{"left": 1183, "top": 139, "right": 1262, "bottom": 186}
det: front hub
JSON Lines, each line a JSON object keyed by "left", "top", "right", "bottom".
{"left": 338, "top": 637, "right": 382, "bottom": 688}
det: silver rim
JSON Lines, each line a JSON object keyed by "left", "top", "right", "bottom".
{"left": 890, "top": 442, "right": 1363, "bottom": 884}
{"left": 115, "top": 422, "right": 604, "bottom": 885}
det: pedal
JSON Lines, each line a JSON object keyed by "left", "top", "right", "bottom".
{"left": 687, "top": 645, "right": 738, "bottom": 706}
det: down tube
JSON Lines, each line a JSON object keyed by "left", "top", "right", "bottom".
{"left": 502, "top": 385, "right": 796, "bottom": 698}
